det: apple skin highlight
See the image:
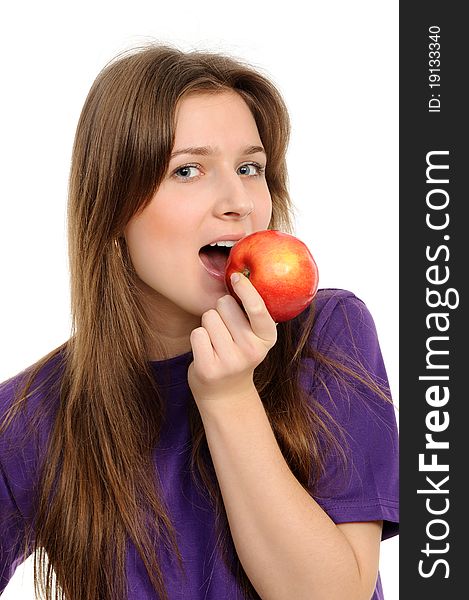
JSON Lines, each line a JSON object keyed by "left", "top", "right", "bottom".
{"left": 224, "top": 230, "right": 319, "bottom": 323}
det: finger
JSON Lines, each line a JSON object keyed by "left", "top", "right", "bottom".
{"left": 229, "top": 273, "right": 277, "bottom": 344}
{"left": 215, "top": 294, "right": 253, "bottom": 345}
{"left": 200, "top": 308, "right": 235, "bottom": 359}
{"left": 190, "top": 326, "right": 215, "bottom": 365}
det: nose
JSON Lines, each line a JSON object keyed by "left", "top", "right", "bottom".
{"left": 213, "top": 169, "right": 254, "bottom": 220}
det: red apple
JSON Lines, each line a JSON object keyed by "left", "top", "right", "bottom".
{"left": 225, "top": 230, "right": 319, "bottom": 322}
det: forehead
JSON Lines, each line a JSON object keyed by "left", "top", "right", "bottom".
{"left": 173, "top": 90, "right": 261, "bottom": 142}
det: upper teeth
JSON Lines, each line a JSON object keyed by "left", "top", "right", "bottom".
{"left": 209, "top": 240, "right": 237, "bottom": 247}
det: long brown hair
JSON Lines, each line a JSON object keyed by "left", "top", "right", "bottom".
{"left": 0, "top": 43, "right": 391, "bottom": 600}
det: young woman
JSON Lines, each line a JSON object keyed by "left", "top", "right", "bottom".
{"left": 0, "top": 43, "right": 399, "bottom": 600}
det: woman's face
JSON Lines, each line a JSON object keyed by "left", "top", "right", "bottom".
{"left": 124, "top": 90, "right": 272, "bottom": 333}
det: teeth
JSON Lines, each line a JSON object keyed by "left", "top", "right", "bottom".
{"left": 209, "top": 240, "right": 237, "bottom": 247}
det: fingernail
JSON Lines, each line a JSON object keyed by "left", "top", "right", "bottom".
{"left": 231, "top": 273, "right": 240, "bottom": 284}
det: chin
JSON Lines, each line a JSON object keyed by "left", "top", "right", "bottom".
{"left": 191, "top": 287, "right": 228, "bottom": 316}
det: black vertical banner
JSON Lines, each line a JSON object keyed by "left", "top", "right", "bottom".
{"left": 400, "top": 2, "right": 466, "bottom": 597}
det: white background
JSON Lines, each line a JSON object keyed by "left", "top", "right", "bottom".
{"left": 0, "top": 0, "right": 399, "bottom": 598}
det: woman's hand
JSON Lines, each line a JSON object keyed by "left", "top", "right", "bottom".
{"left": 188, "top": 273, "right": 277, "bottom": 415}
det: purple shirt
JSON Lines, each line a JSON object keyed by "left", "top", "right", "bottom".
{"left": 1, "top": 289, "right": 399, "bottom": 599}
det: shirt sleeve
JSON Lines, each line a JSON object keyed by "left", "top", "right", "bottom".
{"left": 0, "top": 350, "right": 69, "bottom": 593}
{"left": 305, "top": 291, "right": 399, "bottom": 541}
{"left": 0, "top": 458, "right": 29, "bottom": 594}
{"left": 0, "top": 378, "right": 35, "bottom": 594}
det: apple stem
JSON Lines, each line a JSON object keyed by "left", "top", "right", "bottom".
{"left": 242, "top": 267, "right": 251, "bottom": 279}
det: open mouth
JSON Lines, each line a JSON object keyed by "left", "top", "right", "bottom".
{"left": 198, "top": 241, "right": 236, "bottom": 281}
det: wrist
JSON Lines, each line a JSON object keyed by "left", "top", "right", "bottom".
{"left": 194, "top": 379, "right": 261, "bottom": 424}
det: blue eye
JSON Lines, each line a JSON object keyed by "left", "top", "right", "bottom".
{"left": 238, "top": 163, "right": 265, "bottom": 176}
{"left": 174, "top": 165, "right": 199, "bottom": 180}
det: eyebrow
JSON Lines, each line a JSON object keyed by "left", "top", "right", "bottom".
{"left": 170, "top": 145, "right": 266, "bottom": 159}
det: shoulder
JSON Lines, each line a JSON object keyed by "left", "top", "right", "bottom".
{"left": 296, "top": 288, "right": 391, "bottom": 408}
{"left": 0, "top": 347, "right": 66, "bottom": 453}
{"left": 307, "top": 288, "right": 379, "bottom": 356}
{"left": 311, "top": 288, "right": 365, "bottom": 323}
{"left": 1, "top": 344, "right": 67, "bottom": 394}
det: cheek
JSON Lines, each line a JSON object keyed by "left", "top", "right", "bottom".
{"left": 124, "top": 209, "right": 195, "bottom": 287}
{"left": 124, "top": 213, "right": 165, "bottom": 278}
{"left": 257, "top": 189, "right": 273, "bottom": 228}
{"left": 125, "top": 201, "right": 175, "bottom": 253}
{"left": 125, "top": 215, "right": 147, "bottom": 256}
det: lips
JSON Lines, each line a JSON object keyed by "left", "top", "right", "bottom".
{"left": 202, "top": 234, "right": 246, "bottom": 246}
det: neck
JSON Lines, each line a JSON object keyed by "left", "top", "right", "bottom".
{"left": 137, "top": 283, "right": 200, "bottom": 361}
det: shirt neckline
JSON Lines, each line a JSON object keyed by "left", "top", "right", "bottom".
{"left": 148, "top": 351, "right": 194, "bottom": 387}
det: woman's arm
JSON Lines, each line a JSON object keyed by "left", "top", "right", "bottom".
{"left": 199, "top": 384, "right": 381, "bottom": 600}
{"left": 188, "top": 274, "right": 382, "bottom": 600}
